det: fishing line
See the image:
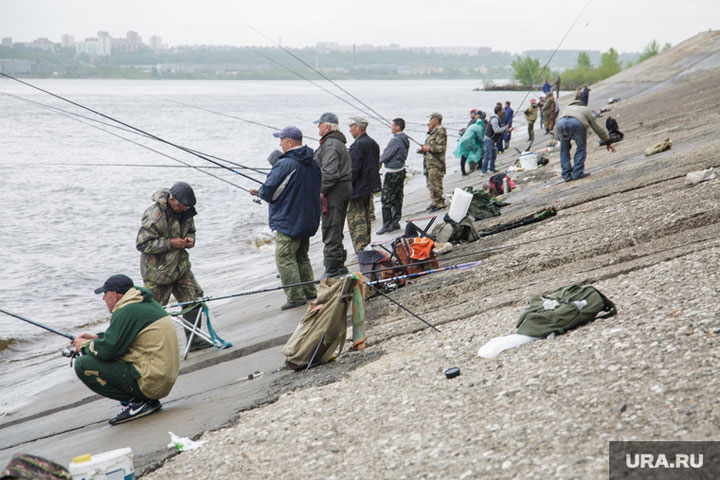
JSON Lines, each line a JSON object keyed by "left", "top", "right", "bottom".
{"left": 149, "top": 94, "right": 319, "bottom": 143}
{"left": 0, "top": 72, "right": 265, "bottom": 186}
{"left": 2, "top": 91, "right": 270, "bottom": 174}
{"left": 2, "top": 92, "right": 257, "bottom": 194}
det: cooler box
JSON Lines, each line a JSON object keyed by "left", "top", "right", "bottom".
{"left": 69, "top": 448, "right": 134, "bottom": 480}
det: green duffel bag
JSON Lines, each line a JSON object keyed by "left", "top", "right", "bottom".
{"left": 516, "top": 284, "right": 617, "bottom": 338}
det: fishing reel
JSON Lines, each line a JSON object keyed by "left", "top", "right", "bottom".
{"left": 61, "top": 347, "right": 80, "bottom": 367}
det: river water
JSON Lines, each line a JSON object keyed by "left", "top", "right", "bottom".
{"left": 0, "top": 78, "right": 539, "bottom": 414}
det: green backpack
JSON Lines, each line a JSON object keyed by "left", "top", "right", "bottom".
{"left": 516, "top": 285, "right": 617, "bottom": 338}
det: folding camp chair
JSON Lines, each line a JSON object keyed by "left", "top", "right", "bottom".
{"left": 171, "top": 302, "right": 232, "bottom": 359}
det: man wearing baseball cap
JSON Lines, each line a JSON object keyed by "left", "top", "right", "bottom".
{"left": 136, "top": 181, "right": 210, "bottom": 352}
{"left": 421, "top": 112, "right": 448, "bottom": 212}
{"left": 313, "top": 112, "right": 353, "bottom": 278}
{"left": 251, "top": 126, "right": 322, "bottom": 310}
{"left": 72, "top": 274, "right": 180, "bottom": 425}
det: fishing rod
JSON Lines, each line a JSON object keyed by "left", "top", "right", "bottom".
{"left": 168, "top": 226, "right": 589, "bottom": 307}
{"left": 2, "top": 92, "right": 259, "bottom": 196}
{"left": 3, "top": 91, "right": 272, "bottom": 175}
{"left": 0, "top": 307, "right": 75, "bottom": 341}
{"left": 366, "top": 261, "right": 483, "bottom": 286}
{"left": 363, "top": 281, "right": 440, "bottom": 332}
{"left": 0, "top": 72, "right": 265, "bottom": 187}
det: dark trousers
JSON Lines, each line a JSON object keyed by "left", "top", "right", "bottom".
{"left": 321, "top": 180, "right": 352, "bottom": 269}
{"left": 75, "top": 354, "right": 151, "bottom": 403}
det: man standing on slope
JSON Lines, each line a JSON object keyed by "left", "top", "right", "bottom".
{"left": 251, "top": 126, "right": 322, "bottom": 310}
{"left": 314, "top": 112, "right": 353, "bottom": 278}
{"left": 377, "top": 117, "right": 409, "bottom": 234}
{"left": 555, "top": 99, "right": 616, "bottom": 182}
{"left": 422, "top": 112, "right": 447, "bottom": 213}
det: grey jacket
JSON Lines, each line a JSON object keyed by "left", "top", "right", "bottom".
{"left": 556, "top": 100, "right": 610, "bottom": 143}
{"left": 379, "top": 133, "right": 409, "bottom": 170}
{"left": 314, "top": 130, "right": 353, "bottom": 195}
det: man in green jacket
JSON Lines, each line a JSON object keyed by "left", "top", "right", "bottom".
{"left": 72, "top": 274, "right": 180, "bottom": 425}
{"left": 136, "top": 181, "right": 209, "bottom": 352}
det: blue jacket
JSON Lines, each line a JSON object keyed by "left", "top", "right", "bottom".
{"left": 257, "top": 145, "right": 322, "bottom": 239}
{"left": 542, "top": 82, "right": 552, "bottom": 94}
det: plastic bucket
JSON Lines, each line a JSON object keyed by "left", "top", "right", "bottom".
{"left": 69, "top": 448, "right": 134, "bottom": 480}
{"left": 519, "top": 152, "right": 538, "bottom": 170}
{"left": 448, "top": 188, "right": 473, "bottom": 222}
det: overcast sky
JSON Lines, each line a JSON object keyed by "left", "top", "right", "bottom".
{"left": 1, "top": 0, "right": 717, "bottom": 53}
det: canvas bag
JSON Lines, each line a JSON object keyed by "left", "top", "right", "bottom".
{"left": 515, "top": 284, "right": 617, "bottom": 338}
{"left": 282, "top": 276, "right": 355, "bottom": 370}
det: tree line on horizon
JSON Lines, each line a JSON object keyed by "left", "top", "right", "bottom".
{"left": 511, "top": 40, "right": 672, "bottom": 90}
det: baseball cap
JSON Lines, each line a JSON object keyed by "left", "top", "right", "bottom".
{"left": 94, "top": 274, "right": 134, "bottom": 295}
{"left": 530, "top": 98, "right": 537, "bottom": 104}
{"left": 429, "top": 112, "right": 443, "bottom": 122}
{"left": 170, "top": 181, "right": 196, "bottom": 207}
{"left": 272, "top": 126, "right": 303, "bottom": 141}
{"left": 348, "top": 115, "right": 369, "bottom": 127}
{"left": 313, "top": 112, "right": 339, "bottom": 124}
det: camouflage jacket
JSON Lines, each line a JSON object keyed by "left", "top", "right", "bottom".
{"left": 423, "top": 126, "right": 447, "bottom": 166}
{"left": 136, "top": 189, "right": 196, "bottom": 285}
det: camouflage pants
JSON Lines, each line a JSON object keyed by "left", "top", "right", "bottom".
{"left": 381, "top": 170, "right": 405, "bottom": 208}
{"left": 275, "top": 231, "right": 316, "bottom": 304}
{"left": 75, "top": 354, "right": 150, "bottom": 403}
{"left": 347, "top": 195, "right": 372, "bottom": 254}
{"left": 425, "top": 159, "right": 445, "bottom": 208}
{"left": 144, "top": 271, "right": 204, "bottom": 340}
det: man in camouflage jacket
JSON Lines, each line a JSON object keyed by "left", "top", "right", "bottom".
{"left": 422, "top": 112, "right": 447, "bottom": 212}
{"left": 136, "top": 181, "right": 209, "bottom": 352}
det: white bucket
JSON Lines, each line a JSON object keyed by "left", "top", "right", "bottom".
{"left": 448, "top": 188, "right": 473, "bottom": 222}
{"left": 519, "top": 152, "right": 538, "bottom": 171}
{"left": 69, "top": 448, "right": 134, "bottom": 480}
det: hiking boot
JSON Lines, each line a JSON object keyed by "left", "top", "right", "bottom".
{"left": 377, "top": 224, "right": 392, "bottom": 235}
{"left": 391, "top": 222, "right": 401, "bottom": 231}
{"left": 563, "top": 176, "right": 573, "bottom": 182}
{"left": 320, "top": 266, "right": 348, "bottom": 279}
{"left": 109, "top": 399, "right": 162, "bottom": 425}
{"left": 281, "top": 300, "right": 307, "bottom": 311}
{"left": 573, "top": 173, "right": 591, "bottom": 180}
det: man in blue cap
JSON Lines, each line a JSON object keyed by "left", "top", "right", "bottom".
{"left": 136, "top": 181, "right": 210, "bottom": 352}
{"left": 313, "top": 112, "right": 353, "bottom": 278}
{"left": 72, "top": 274, "right": 180, "bottom": 425}
{"left": 251, "top": 126, "right": 322, "bottom": 310}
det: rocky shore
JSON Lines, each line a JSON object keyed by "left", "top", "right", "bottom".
{"left": 144, "top": 32, "right": 720, "bottom": 479}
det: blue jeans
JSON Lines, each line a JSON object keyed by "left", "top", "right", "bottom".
{"left": 556, "top": 117, "right": 587, "bottom": 179}
{"left": 482, "top": 137, "right": 497, "bottom": 173}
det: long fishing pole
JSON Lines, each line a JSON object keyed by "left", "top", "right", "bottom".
{"left": 3, "top": 91, "right": 271, "bottom": 174}
{"left": 2, "top": 92, "right": 258, "bottom": 196}
{"left": 169, "top": 226, "right": 589, "bottom": 307}
{"left": 0, "top": 307, "right": 76, "bottom": 341}
{"left": 363, "top": 281, "right": 440, "bottom": 332}
{"left": 366, "top": 261, "right": 483, "bottom": 286}
{"left": 0, "top": 72, "right": 264, "bottom": 186}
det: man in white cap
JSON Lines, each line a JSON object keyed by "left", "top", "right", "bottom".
{"left": 346, "top": 115, "right": 381, "bottom": 253}
{"left": 313, "top": 112, "right": 353, "bottom": 278}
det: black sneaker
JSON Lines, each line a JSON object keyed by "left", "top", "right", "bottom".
{"left": 281, "top": 300, "right": 306, "bottom": 311}
{"left": 573, "top": 172, "right": 591, "bottom": 180}
{"left": 109, "top": 399, "right": 162, "bottom": 425}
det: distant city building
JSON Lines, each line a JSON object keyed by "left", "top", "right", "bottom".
{"left": 97, "top": 31, "right": 112, "bottom": 56}
{"left": 112, "top": 31, "right": 145, "bottom": 54}
{"left": 0, "top": 59, "right": 38, "bottom": 74}
{"left": 28, "top": 37, "right": 54, "bottom": 52}
{"left": 75, "top": 36, "right": 110, "bottom": 57}
{"left": 2, "top": 37, "right": 12, "bottom": 47}
{"left": 148, "top": 35, "right": 164, "bottom": 51}
{"left": 61, "top": 34, "right": 74, "bottom": 48}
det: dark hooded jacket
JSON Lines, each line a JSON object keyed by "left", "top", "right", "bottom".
{"left": 258, "top": 145, "right": 322, "bottom": 239}
{"left": 348, "top": 132, "right": 381, "bottom": 198}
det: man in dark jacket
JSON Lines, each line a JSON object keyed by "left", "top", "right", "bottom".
{"left": 314, "top": 112, "right": 353, "bottom": 278}
{"left": 377, "top": 118, "right": 409, "bottom": 234}
{"left": 346, "top": 115, "right": 381, "bottom": 253}
{"left": 251, "top": 126, "right": 322, "bottom": 310}
{"left": 72, "top": 274, "right": 180, "bottom": 425}
{"left": 136, "top": 181, "right": 209, "bottom": 352}
{"left": 482, "top": 105, "right": 512, "bottom": 174}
